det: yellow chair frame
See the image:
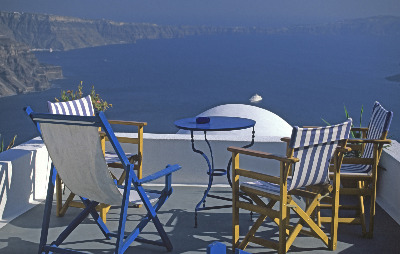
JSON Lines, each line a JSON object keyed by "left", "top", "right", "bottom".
{"left": 319, "top": 127, "right": 391, "bottom": 238}
{"left": 230, "top": 137, "right": 350, "bottom": 254}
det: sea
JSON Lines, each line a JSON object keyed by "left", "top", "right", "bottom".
{"left": 1, "top": 33, "right": 400, "bottom": 145}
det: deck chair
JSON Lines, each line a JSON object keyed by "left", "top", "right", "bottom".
{"left": 319, "top": 102, "right": 393, "bottom": 238}
{"left": 48, "top": 95, "right": 146, "bottom": 222}
{"left": 229, "top": 119, "right": 352, "bottom": 253}
{"left": 25, "top": 107, "right": 181, "bottom": 253}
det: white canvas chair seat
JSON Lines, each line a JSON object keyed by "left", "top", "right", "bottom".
{"left": 105, "top": 151, "right": 135, "bottom": 164}
{"left": 335, "top": 164, "right": 372, "bottom": 176}
{"left": 26, "top": 108, "right": 181, "bottom": 253}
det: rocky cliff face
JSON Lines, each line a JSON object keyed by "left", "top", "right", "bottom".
{"left": 0, "top": 11, "right": 241, "bottom": 51}
{"left": 0, "top": 37, "right": 62, "bottom": 97}
{"left": 0, "top": 11, "right": 399, "bottom": 97}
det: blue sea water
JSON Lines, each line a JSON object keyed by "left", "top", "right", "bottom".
{"left": 1, "top": 34, "right": 400, "bottom": 145}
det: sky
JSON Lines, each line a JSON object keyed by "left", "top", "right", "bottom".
{"left": 0, "top": 0, "right": 400, "bottom": 27}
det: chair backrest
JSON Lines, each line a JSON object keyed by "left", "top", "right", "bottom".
{"left": 362, "top": 102, "right": 393, "bottom": 158}
{"left": 288, "top": 119, "right": 352, "bottom": 191}
{"left": 48, "top": 95, "right": 94, "bottom": 116}
{"left": 34, "top": 113, "right": 127, "bottom": 205}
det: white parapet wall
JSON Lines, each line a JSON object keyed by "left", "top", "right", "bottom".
{"left": 0, "top": 133, "right": 399, "bottom": 228}
{"left": 0, "top": 137, "right": 52, "bottom": 229}
{"left": 377, "top": 140, "right": 400, "bottom": 225}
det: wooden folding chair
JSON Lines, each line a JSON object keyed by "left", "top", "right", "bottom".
{"left": 25, "top": 107, "right": 181, "bottom": 253}
{"left": 229, "top": 119, "right": 352, "bottom": 253}
{"left": 48, "top": 95, "right": 146, "bottom": 223}
{"left": 319, "top": 102, "right": 393, "bottom": 238}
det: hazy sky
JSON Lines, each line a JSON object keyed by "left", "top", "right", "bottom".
{"left": 1, "top": 0, "right": 399, "bottom": 27}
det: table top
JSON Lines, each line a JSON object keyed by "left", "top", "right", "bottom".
{"left": 174, "top": 116, "right": 256, "bottom": 132}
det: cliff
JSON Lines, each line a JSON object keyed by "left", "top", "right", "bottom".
{"left": 1, "top": 11, "right": 399, "bottom": 52}
{"left": 0, "top": 37, "right": 62, "bottom": 97}
{"left": 0, "top": 11, "right": 241, "bottom": 51}
{"left": 0, "top": 11, "right": 399, "bottom": 97}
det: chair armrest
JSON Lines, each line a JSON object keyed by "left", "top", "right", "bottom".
{"left": 280, "top": 137, "right": 291, "bottom": 143}
{"left": 227, "top": 146, "right": 299, "bottom": 163}
{"left": 336, "top": 146, "right": 352, "bottom": 153}
{"left": 342, "top": 157, "right": 374, "bottom": 165}
{"left": 138, "top": 164, "right": 181, "bottom": 184}
{"left": 109, "top": 119, "right": 147, "bottom": 127}
{"left": 351, "top": 127, "right": 369, "bottom": 132}
{"left": 236, "top": 168, "right": 280, "bottom": 185}
{"left": 348, "top": 138, "right": 391, "bottom": 144}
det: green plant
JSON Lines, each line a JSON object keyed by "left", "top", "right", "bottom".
{"left": 0, "top": 134, "right": 17, "bottom": 153}
{"left": 322, "top": 104, "right": 363, "bottom": 139}
{"left": 55, "top": 81, "right": 112, "bottom": 112}
{"left": 322, "top": 104, "right": 364, "bottom": 157}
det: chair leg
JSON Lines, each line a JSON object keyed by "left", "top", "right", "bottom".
{"left": 239, "top": 214, "right": 266, "bottom": 250}
{"left": 98, "top": 204, "right": 111, "bottom": 224}
{"left": 56, "top": 174, "right": 62, "bottom": 217}
{"left": 39, "top": 165, "right": 57, "bottom": 254}
{"left": 330, "top": 178, "right": 340, "bottom": 250}
{"left": 358, "top": 181, "right": 367, "bottom": 236}
{"left": 368, "top": 181, "right": 377, "bottom": 238}
{"left": 153, "top": 215, "right": 173, "bottom": 251}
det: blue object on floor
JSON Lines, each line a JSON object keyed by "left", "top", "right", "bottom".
{"left": 207, "top": 242, "right": 251, "bottom": 254}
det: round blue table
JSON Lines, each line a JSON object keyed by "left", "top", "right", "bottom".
{"left": 175, "top": 116, "right": 256, "bottom": 227}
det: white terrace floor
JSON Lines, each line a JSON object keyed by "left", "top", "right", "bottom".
{"left": 0, "top": 186, "right": 399, "bottom": 254}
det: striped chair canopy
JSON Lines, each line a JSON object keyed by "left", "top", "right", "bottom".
{"left": 242, "top": 119, "right": 352, "bottom": 194}
{"left": 341, "top": 101, "right": 393, "bottom": 175}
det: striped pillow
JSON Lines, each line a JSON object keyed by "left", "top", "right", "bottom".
{"left": 48, "top": 95, "right": 94, "bottom": 116}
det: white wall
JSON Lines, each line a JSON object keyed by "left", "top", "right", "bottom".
{"left": 377, "top": 140, "right": 400, "bottom": 225}
{"left": 0, "top": 137, "right": 51, "bottom": 228}
{"left": 0, "top": 134, "right": 399, "bottom": 229}
{"left": 107, "top": 133, "right": 287, "bottom": 185}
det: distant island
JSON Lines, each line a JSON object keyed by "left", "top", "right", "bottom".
{"left": 0, "top": 11, "right": 400, "bottom": 97}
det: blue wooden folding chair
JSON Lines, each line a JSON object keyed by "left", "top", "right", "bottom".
{"left": 229, "top": 119, "right": 352, "bottom": 253}
{"left": 25, "top": 107, "right": 181, "bottom": 254}
{"left": 48, "top": 95, "right": 147, "bottom": 223}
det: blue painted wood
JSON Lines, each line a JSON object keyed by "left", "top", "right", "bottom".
{"left": 98, "top": 111, "right": 131, "bottom": 172}
{"left": 206, "top": 242, "right": 252, "bottom": 254}
{"left": 139, "top": 164, "right": 181, "bottom": 184}
{"left": 116, "top": 165, "right": 134, "bottom": 254}
{"left": 38, "top": 164, "right": 56, "bottom": 254}
{"left": 80, "top": 197, "right": 111, "bottom": 239}
{"left": 174, "top": 116, "right": 255, "bottom": 131}
{"left": 52, "top": 200, "right": 99, "bottom": 247}
{"left": 26, "top": 107, "right": 182, "bottom": 253}
{"left": 207, "top": 241, "right": 226, "bottom": 254}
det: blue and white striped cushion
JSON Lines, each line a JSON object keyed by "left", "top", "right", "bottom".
{"left": 340, "top": 164, "right": 371, "bottom": 176}
{"left": 47, "top": 95, "right": 94, "bottom": 116}
{"left": 242, "top": 119, "right": 352, "bottom": 196}
{"left": 361, "top": 102, "right": 393, "bottom": 159}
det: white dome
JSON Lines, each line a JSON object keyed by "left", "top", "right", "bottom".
{"left": 177, "top": 104, "right": 293, "bottom": 137}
